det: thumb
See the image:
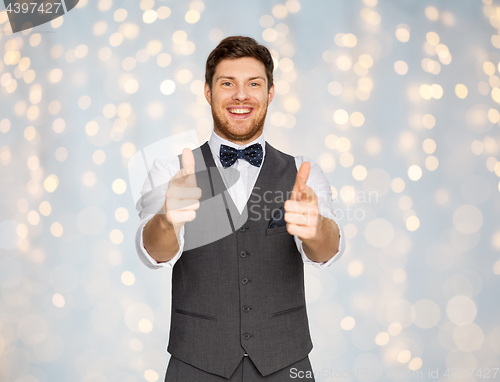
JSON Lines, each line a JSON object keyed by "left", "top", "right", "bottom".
{"left": 181, "top": 148, "right": 195, "bottom": 175}
{"left": 181, "top": 148, "right": 196, "bottom": 186}
{"left": 291, "top": 161, "right": 310, "bottom": 201}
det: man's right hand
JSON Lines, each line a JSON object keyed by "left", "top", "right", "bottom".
{"left": 163, "top": 148, "right": 202, "bottom": 231}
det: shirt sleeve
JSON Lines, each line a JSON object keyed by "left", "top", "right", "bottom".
{"left": 135, "top": 157, "right": 185, "bottom": 269}
{"left": 293, "top": 156, "right": 345, "bottom": 269}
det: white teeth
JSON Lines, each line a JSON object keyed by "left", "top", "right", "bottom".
{"left": 229, "top": 108, "right": 251, "bottom": 114}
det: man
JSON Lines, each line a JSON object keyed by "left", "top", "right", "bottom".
{"left": 136, "top": 36, "right": 345, "bottom": 381}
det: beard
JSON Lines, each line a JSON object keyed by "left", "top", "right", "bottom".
{"left": 211, "top": 101, "right": 268, "bottom": 144}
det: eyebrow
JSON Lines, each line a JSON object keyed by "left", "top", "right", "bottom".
{"left": 215, "top": 76, "right": 266, "bottom": 82}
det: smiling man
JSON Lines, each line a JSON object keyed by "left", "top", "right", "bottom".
{"left": 137, "top": 36, "right": 345, "bottom": 381}
{"left": 208, "top": 56, "right": 272, "bottom": 144}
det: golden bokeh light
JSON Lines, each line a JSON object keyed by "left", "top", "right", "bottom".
{"left": 484, "top": 61, "right": 496, "bottom": 76}
{"left": 406, "top": 215, "right": 420, "bottom": 231}
{"left": 397, "top": 349, "right": 412, "bottom": 363}
{"left": 333, "top": 109, "right": 349, "bottom": 125}
{"left": 39, "top": 201, "right": 52, "bottom": 216}
{"left": 140, "top": 0, "right": 154, "bottom": 11}
{"left": 423, "top": 138, "right": 436, "bottom": 154}
{"left": 422, "top": 114, "right": 436, "bottom": 129}
{"left": 52, "top": 293, "right": 65, "bottom": 308}
{"left": 284, "top": 96, "right": 300, "bottom": 113}
{"left": 350, "top": 111, "right": 365, "bottom": 127}
{"left": 471, "top": 140, "right": 484, "bottom": 155}
{"left": 110, "top": 229, "right": 124, "bottom": 244}
{"left": 342, "top": 33, "right": 357, "bottom": 47}
{"left": 114, "top": 8, "right": 128, "bottom": 22}
{"left": 262, "top": 28, "right": 278, "bottom": 42}
{"left": 425, "top": 6, "right": 439, "bottom": 21}
{"left": 365, "top": 10, "right": 381, "bottom": 25}
{"left": 339, "top": 152, "right": 354, "bottom": 167}
{"left": 393, "top": 269, "right": 407, "bottom": 283}
{"left": 391, "top": 178, "right": 405, "bottom": 193}
{"left": 408, "top": 165, "right": 422, "bottom": 181}
{"left": 160, "top": 80, "right": 176, "bottom": 95}
{"left": 279, "top": 58, "right": 294, "bottom": 72}
{"left": 336, "top": 137, "right": 351, "bottom": 152}
{"left": 358, "top": 54, "right": 374, "bottom": 68}
{"left": 157, "top": 6, "right": 172, "bottom": 19}
{"left": 85, "top": 121, "right": 99, "bottom": 136}
{"left": 144, "top": 370, "right": 159, "bottom": 382}
{"left": 272, "top": 4, "right": 288, "bottom": 18}
{"left": 185, "top": 10, "right": 201, "bottom": 24}
{"left": 143, "top": 10, "right": 158, "bottom": 24}
{"left": 138, "top": 319, "right": 153, "bottom": 333}
{"left": 455, "top": 84, "right": 468, "bottom": 99}
{"left": 394, "top": 60, "right": 408, "bottom": 75}
{"left": 115, "top": 207, "right": 130, "bottom": 223}
{"left": 82, "top": 171, "right": 97, "bottom": 187}
{"left": 336, "top": 55, "right": 352, "bottom": 71}
{"left": 408, "top": 358, "right": 423, "bottom": 370}
{"left": 375, "top": 332, "right": 390, "bottom": 346}
{"left": 425, "top": 156, "right": 439, "bottom": 171}
{"left": 426, "top": 31, "right": 440, "bottom": 46}
{"left": 146, "top": 40, "right": 163, "bottom": 56}
{"left": 44, "top": 175, "right": 59, "bottom": 193}
{"left": 352, "top": 165, "right": 367, "bottom": 181}
{"left": 112, "top": 179, "right": 127, "bottom": 194}
{"left": 340, "top": 316, "right": 356, "bottom": 330}
{"left": 50, "top": 222, "right": 63, "bottom": 237}
{"left": 121, "top": 271, "right": 136, "bottom": 286}
{"left": 488, "top": 108, "right": 500, "bottom": 123}
{"left": 396, "top": 24, "right": 410, "bottom": 42}
{"left": 388, "top": 322, "right": 402, "bottom": 336}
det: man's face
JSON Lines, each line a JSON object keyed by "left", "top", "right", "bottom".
{"left": 204, "top": 57, "right": 275, "bottom": 145}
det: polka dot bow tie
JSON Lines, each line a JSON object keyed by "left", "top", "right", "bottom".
{"left": 219, "top": 143, "right": 263, "bottom": 168}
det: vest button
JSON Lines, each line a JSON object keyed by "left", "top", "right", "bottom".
{"left": 241, "top": 278, "right": 248, "bottom": 285}
{"left": 242, "top": 333, "right": 251, "bottom": 340}
{"left": 242, "top": 305, "right": 251, "bottom": 313}
{"left": 239, "top": 226, "right": 246, "bottom": 232}
{"left": 240, "top": 251, "right": 247, "bottom": 258}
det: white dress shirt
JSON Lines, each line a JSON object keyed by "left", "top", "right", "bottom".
{"left": 135, "top": 131, "right": 345, "bottom": 269}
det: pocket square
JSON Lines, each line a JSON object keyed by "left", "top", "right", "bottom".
{"left": 268, "top": 206, "right": 286, "bottom": 228}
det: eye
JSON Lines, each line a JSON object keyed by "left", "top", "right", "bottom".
{"left": 222, "top": 82, "right": 232, "bottom": 87}
{"left": 250, "top": 82, "right": 260, "bottom": 87}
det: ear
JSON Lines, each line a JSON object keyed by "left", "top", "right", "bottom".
{"left": 268, "top": 84, "right": 275, "bottom": 104}
{"left": 204, "top": 82, "right": 212, "bottom": 106}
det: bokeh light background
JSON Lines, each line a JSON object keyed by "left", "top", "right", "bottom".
{"left": 1, "top": 0, "right": 500, "bottom": 381}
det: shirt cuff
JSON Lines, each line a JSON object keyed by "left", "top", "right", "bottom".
{"left": 294, "top": 214, "right": 345, "bottom": 269}
{"left": 135, "top": 217, "right": 184, "bottom": 269}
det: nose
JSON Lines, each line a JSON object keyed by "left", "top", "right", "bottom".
{"left": 232, "top": 85, "right": 250, "bottom": 102}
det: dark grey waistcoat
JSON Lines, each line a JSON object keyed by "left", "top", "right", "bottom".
{"left": 167, "top": 141, "right": 313, "bottom": 378}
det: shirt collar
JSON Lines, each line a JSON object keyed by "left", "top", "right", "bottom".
{"left": 208, "top": 130, "right": 266, "bottom": 162}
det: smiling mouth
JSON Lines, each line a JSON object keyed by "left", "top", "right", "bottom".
{"left": 226, "top": 107, "right": 254, "bottom": 120}
{"left": 227, "top": 107, "right": 253, "bottom": 115}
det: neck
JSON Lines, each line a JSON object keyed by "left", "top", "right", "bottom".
{"left": 213, "top": 127, "right": 263, "bottom": 146}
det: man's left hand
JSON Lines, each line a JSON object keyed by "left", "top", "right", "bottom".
{"left": 284, "top": 162, "right": 320, "bottom": 241}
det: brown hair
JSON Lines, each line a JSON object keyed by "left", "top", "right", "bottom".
{"left": 205, "top": 36, "right": 274, "bottom": 91}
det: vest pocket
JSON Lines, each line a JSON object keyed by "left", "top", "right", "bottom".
{"left": 266, "top": 225, "right": 289, "bottom": 236}
{"left": 271, "top": 303, "right": 306, "bottom": 317}
{"left": 175, "top": 308, "right": 216, "bottom": 321}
